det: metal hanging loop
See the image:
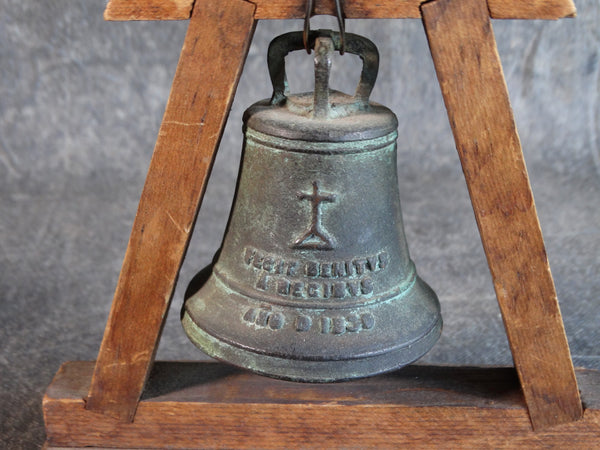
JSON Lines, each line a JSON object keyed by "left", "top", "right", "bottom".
{"left": 268, "top": 30, "right": 379, "bottom": 107}
{"left": 303, "top": 0, "right": 346, "bottom": 54}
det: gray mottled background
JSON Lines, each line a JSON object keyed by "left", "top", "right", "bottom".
{"left": 1, "top": 0, "right": 599, "bottom": 447}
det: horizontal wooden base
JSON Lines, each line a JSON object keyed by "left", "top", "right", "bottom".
{"left": 44, "top": 361, "right": 600, "bottom": 448}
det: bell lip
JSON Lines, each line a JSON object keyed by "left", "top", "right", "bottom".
{"left": 181, "top": 310, "right": 442, "bottom": 383}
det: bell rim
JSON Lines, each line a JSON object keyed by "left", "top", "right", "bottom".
{"left": 181, "top": 309, "right": 442, "bottom": 382}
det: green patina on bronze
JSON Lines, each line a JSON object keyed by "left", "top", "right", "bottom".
{"left": 182, "top": 31, "right": 442, "bottom": 382}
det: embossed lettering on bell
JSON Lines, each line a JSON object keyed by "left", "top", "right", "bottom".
{"left": 182, "top": 31, "right": 442, "bottom": 381}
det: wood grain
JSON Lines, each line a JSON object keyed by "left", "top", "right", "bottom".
{"left": 103, "top": 0, "right": 576, "bottom": 20}
{"left": 44, "top": 361, "right": 600, "bottom": 448}
{"left": 422, "top": 0, "right": 582, "bottom": 431}
{"left": 487, "top": 0, "right": 576, "bottom": 19}
{"left": 104, "top": 0, "right": 194, "bottom": 20}
{"left": 85, "top": 0, "right": 256, "bottom": 422}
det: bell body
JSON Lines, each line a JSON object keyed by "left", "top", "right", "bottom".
{"left": 182, "top": 32, "right": 441, "bottom": 381}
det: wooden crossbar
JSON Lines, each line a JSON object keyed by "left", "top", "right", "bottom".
{"left": 104, "top": 0, "right": 576, "bottom": 21}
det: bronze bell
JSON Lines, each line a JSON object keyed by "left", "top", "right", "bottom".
{"left": 182, "top": 30, "right": 442, "bottom": 382}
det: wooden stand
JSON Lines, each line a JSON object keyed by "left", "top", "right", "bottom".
{"left": 44, "top": 362, "right": 600, "bottom": 448}
{"left": 44, "top": 0, "right": 600, "bottom": 447}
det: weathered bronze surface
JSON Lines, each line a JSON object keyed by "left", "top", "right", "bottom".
{"left": 182, "top": 31, "right": 442, "bottom": 382}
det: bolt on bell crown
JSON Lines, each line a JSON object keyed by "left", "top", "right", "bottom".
{"left": 182, "top": 30, "right": 442, "bottom": 382}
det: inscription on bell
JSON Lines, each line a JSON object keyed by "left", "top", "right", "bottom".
{"left": 243, "top": 308, "right": 285, "bottom": 330}
{"left": 243, "top": 246, "right": 388, "bottom": 300}
{"left": 293, "top": 181, "right": 337, "bottom": 250}
{"left": 295, "top": 315, "right": 312, "bottom": 332}
{"left": 268, "top": 277, "right": 374, "bottom": 299}
{"left": 244, "top": 247, "right": 388, "bottom": 278}
{"left": 243, "top": 308, "right": 376, "bottom": 335}
{"left": 320, "top": 313, "right": 375, "bottom": 334}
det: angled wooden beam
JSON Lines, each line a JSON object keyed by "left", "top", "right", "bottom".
{"left": 422, "top": 0, "right": 582, "bottom": 430}
{"left": 86, "top": 0, "right": 257, "bottom": 422}
{"left": 104, "top": 0, "right": 576, "bottom": 21}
